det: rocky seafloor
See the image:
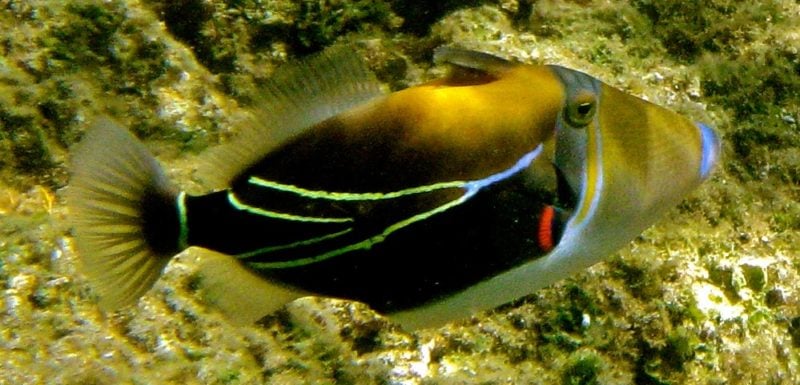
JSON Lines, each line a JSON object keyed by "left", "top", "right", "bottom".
{"left": 1, "top": 0, "right": 799, "bottom": 384}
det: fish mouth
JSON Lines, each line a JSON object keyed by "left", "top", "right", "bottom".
{"left": 553, "top": 165, "right": 578, "bottom": 214}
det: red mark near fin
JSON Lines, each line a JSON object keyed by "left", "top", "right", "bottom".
{"left": 538, "top": 205, "right": 555, "bottom": 252}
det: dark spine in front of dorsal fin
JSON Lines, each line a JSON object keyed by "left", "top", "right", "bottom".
{"left": 198, "top": 45, "right": 387, "bottom": 190}
{"left": 433, "top": 47, "right": 517, "bottom": 77}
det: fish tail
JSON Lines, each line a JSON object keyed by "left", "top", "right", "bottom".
{"left": 67, "top": 117, "right": 183, "bottom": 311}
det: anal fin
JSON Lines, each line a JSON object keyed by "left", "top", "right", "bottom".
{"left": 187, "top": 247, "right": 305, "bottom": 325}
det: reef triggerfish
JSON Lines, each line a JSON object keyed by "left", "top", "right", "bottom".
{"left": 68, "top": 47, "right": 720, "bottom": 329}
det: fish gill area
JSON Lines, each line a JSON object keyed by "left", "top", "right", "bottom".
{"left": 0, "top": 0, "right": 799, "bottom": 384}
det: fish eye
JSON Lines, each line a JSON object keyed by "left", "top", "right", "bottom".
{"left": 564, "top": 91, "right": 596, "bottom": 127}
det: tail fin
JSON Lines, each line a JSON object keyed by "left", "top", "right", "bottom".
{"left": 67, "top": 117, "right": 181, "bottom": 311}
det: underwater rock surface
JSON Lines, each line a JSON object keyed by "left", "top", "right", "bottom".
{"left": 0, "top": 0, "right": 799, "bottom": 384}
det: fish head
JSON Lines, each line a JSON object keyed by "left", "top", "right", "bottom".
{"left": 545, "top": 65, "right": 720, "bottom": 270}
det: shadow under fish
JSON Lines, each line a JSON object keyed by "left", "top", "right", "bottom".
{"left": 67, "top": 47, "right": 720, "bottom": 329}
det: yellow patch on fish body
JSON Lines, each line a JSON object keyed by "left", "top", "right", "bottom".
{"left": 333, "top": 64, "right": 565, "bottom": 182}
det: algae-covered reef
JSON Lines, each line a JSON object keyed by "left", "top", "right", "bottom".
{"left": 1, "top": 0, "right": 799, "bottom": 384}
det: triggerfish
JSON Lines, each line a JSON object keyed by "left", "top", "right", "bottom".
{"left": 67, "top": 47, "right": 719, "bottom": 329}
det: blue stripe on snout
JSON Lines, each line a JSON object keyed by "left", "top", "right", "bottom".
{"left": 697, "top": 122, "right": 720, "bottom": 180}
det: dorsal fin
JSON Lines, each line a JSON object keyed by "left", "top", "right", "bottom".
{"left": 433, "top": 47, "right": 517, "bottom": 77}
{"left": 198, "top": 46, "right": 386, "bottom": 189}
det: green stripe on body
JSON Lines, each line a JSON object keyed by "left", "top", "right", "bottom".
{"left": 241, "top": 176, "right": 472, "bottom": 268}
{"left": 237, "top": 144, "right": 543, "bottom": 269}
{"left": 236, "top": 228, "right": 353, "bottom": 259}
{"left": 249, "top": 176, "right": 466, "bottom": 201}
{"left": 248, "top": 191, "right": 473, "bottom": 269}
{"left": 227, "top": 190, "right": 353, "bottom": 223}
